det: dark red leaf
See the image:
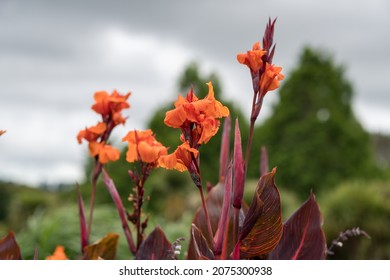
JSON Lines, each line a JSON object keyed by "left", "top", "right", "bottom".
{"left": 239, "top": 168, "right": 283, "bottom": 259}
{"left": 136, "top": 226, "right": 172, "bottom": 260}
{"left": 188, "top": 224, "right": 214, "bottom": 260}
{"left": 233, "top": 118, "right": 245, "bottom": 209}
{"left": 269, "top": 192, "right": 327, "bottom": 260}
{"left": 187, "top": 182, "right": 246, "bottom": 259}
{"left": 214, "top": 163, "right": 232, "bottom": 255}
{"left": 0, "top": 232, "right": 22, "bottom": 260}
{"left": 83, "top": 233, "right": 119, "bottom": 260}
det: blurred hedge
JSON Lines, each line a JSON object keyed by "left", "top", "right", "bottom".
{"left": 319, "top": 180, "right": 390, "bottom": 259}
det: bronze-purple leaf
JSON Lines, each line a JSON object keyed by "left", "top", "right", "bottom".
{"left": 136, "top": 226, "right": 172, "bottom": 260}
{"left": 0, "top": 232, "right": 22, "bottom": 260}
{"left": 187, "top": 182, "right": 246, "bottom": 259}
{"left": 239, "top": 168, "right": 283, "bottom": 259}
{"left": 214, "top": 163, "right": 232, "bottom": 255}
{"left": 83, "top": 232, "right": 119, "bottom": 260}
{"left": 233, "top": 118, "right": 245, "bottom": 209}
{"left": 188, "top": 224, "right": 214, "bottom": 260}
{"left": 269, "top": 192, "right": 327, "bottom": 260}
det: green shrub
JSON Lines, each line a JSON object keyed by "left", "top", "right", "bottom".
{"left": 15, "top": 204, "right": 131, "bottom": 260}
{"left": 319, "top": 180, "right": 390, "bottom": 259}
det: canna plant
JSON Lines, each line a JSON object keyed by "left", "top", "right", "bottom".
{"left": 1, "top": 18, "right": 331, "bottom": 260}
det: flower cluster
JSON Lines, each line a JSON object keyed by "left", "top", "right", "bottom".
{"left": 158, "top": 82, "right": 229, "bottom": 180}
{"left": 77, "top": 90, "right": 130, "bottom": 164}
{"left": 122, "top": 129, "right": 168, "bottom": 168}
{"left": 237, "top": 41, "right": 284, "bottom": 95}
{"left": 237, "top": 19, "right": 284, "bottom": 126}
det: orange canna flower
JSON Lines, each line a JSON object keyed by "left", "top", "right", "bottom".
{"left": 89, "top": 141, "right": 120, "bottom": 164}
{"left": 259, "top": 63, "right": 284, "bottom": 94}
{"left": 91, "top": 90, "right": 131, "bottom": 120}
{"left": 45, "top": 245, "right": 69, "bottom": 260}
{"left": 77, "top": 122, "right": 107, "bottom": 144}
{"left": 237, "top": 42, "right": 267, "bottom": 73}
{"left": 122, "top": 129, "right": 168, "bottom": 165}
{"left": 158, "top": 141, "right": 199, "bottom": 172}
{"left": 164, "top": 82, "right": 229, "bottom": 144}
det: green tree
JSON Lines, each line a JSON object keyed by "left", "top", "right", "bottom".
{"left": 255, "top": 47, "right": 377, "bottom": 198}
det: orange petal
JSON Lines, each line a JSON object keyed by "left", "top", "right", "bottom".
{"left": 45, "top": 245, "right": 69, "bottom": 260}
{"left": 125, "top": 143, "right": 139, "bottom": 163}
{"left": 88, "top": 141, "right": 101, "bottom": 157}
{"left": 158, "top": 153, "right": 187, "bottom": 172}
{"left": 158, "top": 142, "right": 198, "bottom": 171}
{"left": 198, "top": 117, "right": 220, "bottom": 144}
{"left": 98, "top": 145, "right": 120, "bottom": 164}
{"left": 164, "top": 106, "right": 187, "bottom": 128}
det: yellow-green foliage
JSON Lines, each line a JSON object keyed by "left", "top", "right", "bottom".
{"left": 319, "top": 179, "right": 390, "bottom": 259}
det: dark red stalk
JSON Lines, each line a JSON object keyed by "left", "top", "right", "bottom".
{"left": 87, "top": 160, "right": 102, "bottom": 239}
{"left": 198, "top": 185, "right": 215, "bottom": 250}
{"left": 77, "top": 184, "right": 88, "bottom": 253}
{"left": 33, "top": 246, "right": 39, "bottom": 260}
{"left": 102, "top": 169, "right": 137, "bottom": 255}
{"left": 260, "top": 146, "right": 269, "bottom": 176}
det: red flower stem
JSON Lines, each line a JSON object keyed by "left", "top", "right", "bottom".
{"left": 135, "top": 181, "right": 143, "bottom": 249}
{"left": 102, "top": 169, "right": 137, "bottom": 255}
{"left": 135, "top": 162, "right": 149, "bottom": 250}
{"left": 198, "top": 185, "right": 215, "bottom": 250}
{"left": 87, "top": 159, "right": 102, "bottom": 239}
{"left": 244, "top": 94, "right": 264, "bottom": 173}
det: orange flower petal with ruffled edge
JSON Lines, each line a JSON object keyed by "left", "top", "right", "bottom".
{"left": 203, "top": 82, "right": 230, "bottom": 118}
{"left": 158, "top": 142, "right": 198, "bottom": 172}
{"left": 91, "top": 90, "right": 131, "bottom": 116}
{"left": 45, "top": 245, "right": 69, "bottom": 260}
{"left": 237, "top": 42, "right": 267, "bottom": 73}
{"left": 198, "top": 117, "right": 220, "bottom": 144}
{"left": 91, "top": 91, "right": 110, "bottom": 115}
{"left": 77, "top": 122, "right": 107, "bottom": 144}
{"left": 122, "top": 130, "right": 168, "bottom": 164}
{"left": 88, "top": 142, "right": 120, "bottom": 164}
{"left": 164, "top": 105, "right": 187, "bottom": 128}
{"left": 164, "top": 82, "right": 229, "bottom": 130}
{"left": 259, "top": 63, "right": 284, "bottom": 93}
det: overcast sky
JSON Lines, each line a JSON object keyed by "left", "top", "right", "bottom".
{"left": 1, "top": 0, "right": 389, "bottom": 186}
